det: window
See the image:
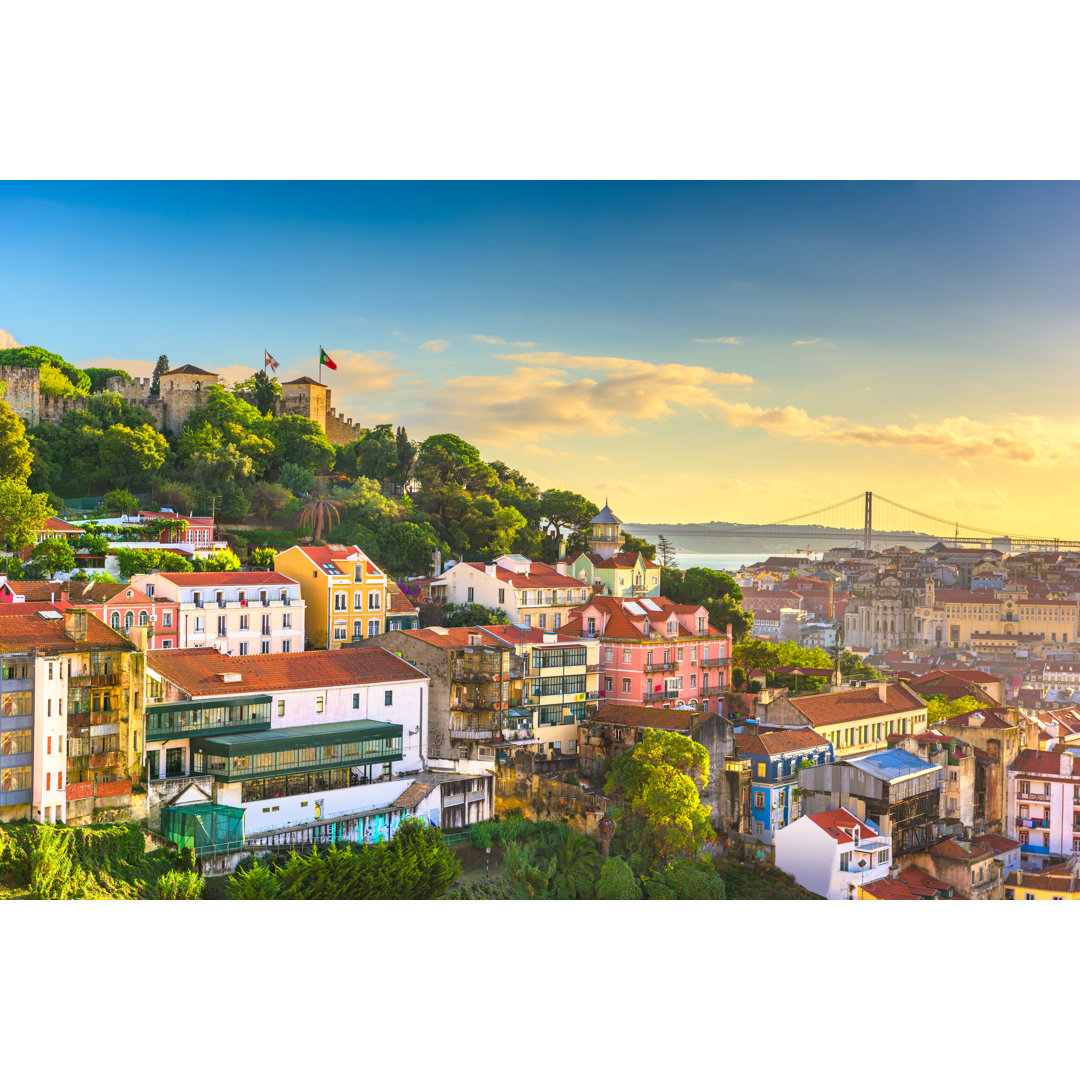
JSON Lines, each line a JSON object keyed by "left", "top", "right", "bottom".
{"left": 667, "top": 621, "right": 675, "bottom": 634}
{"left": 165, "top": 747, "right": 185, "bottom": 778}
{"left": 111, "top": 612, "right": 121, "bottom": 630}
{"left": 145, "top": 584, "right": 155, "bottom": 597}
{"left": 334, "top": 625, "right": 347, "bottom": 641}
{"left": 369, "top": 592, "right": 381, "bottom": 610}
{"left": 622, "top": 678, "right": 630, "bottom": 693}
{"left": 757, "top": 763, "right": 766, "bottom": 777}
{"left": 467, "top": 587, "right": 475, "bottom": 603}
{"left": 239, "top": 642, "right": 249, "bottom": 656}
{"left": 384, "top": 690, "right": 393, "bottom": 706}
{"left": 46, "top": 773, "right": 51, "bottom": 791}
{"left": 217, "top": 615, "right": 227, "bottom": 636}
{"left": 697, "top": 617, "right": 705, "bottom": 634}
{"left": 588, "top": 618, "right": 597, "bottom": 635}
{"left": 354, "top": 593, "right": 363, "bottom": 610}
{"left": 677, "top": 648, "right": 683, "bottom": 661}
{"left": 193, "top": 592, "right": 202, "bottom": 607}
{"left": 567, "top": 739, "right": 576, "bottom": 753}
{"left": 539, "top": 615, "right": 547, "bottom": 630}
{"left": 353, "top": 693, "right": 360, "bottom": 709}
{"left": 554, "top": 614, "right": 562, "bottom": 629}
{"left": 522, "top": 615, "right": 530, "bottom": 627}
{"left": 139, "top": 611, "right": 149, "bottom": 626}
{"left": 283, "top": 613, "right": 292, "bottom": 629}
{"left": 368, "top": 619, "right": 380, "bottom": 637}
{"left": 498, "top": 588, "right": 505, "bottom": 603}
{"left": 839, "top": 852, "right": 851, "bottom": 871}
{"left": 754, "top": 792, "right": 765, "bottom": 809}
{"left": 1025, "top": 893, "right": 1035, "bottom": 900}
{"left": 163, "top": 611, "right": 172, "bottom": 627}
{"left": 239, "top": 614, "right": 249, "bottom": 630}
{"left": 605, "top": 677, "right": 613, "bottom": 692}
{"left": 194, "top": 616, "right": 204, "bottom": 632}
{"left": 623, "top": 649, "right": 631, "bottom": 663}
{"left": 277, "top": 700, "right": 285, "bottom": 717}
{"left": 334, "top": 592, "right": 347, "bottom": 611}
{"left": 261, "top": 641, "right": 270, "bottom": 654}
{"left": 316, "top": 696, "right": 325, "bottom": 713}
{"left": 353, "top": 621, "right": 363, "bottom": 639}
{"left": 354, "top": 564, "right": 364, "bottom": 583}
{"left": 57, "top": 772, "right": 62, "bottom": 790}
{"left": 281, "top": 640, "right": 291, "bottom": 653}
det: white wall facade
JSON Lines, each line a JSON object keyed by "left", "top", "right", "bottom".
{"left": 775, "top": 814, "right": 892, "bottom": 899}
{"left": 31, "top": 654, "right": 69, "bottom": 824}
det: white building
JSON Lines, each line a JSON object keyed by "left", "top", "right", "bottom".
{"left": 143, "top": 646, "right": 493, "bottom": 849}
{"left": 774, "top": 807, "right": 893, "bottom": 899}
{"left": 1008, "top": 748, "right": 1080, "bottom": 866}
{"left": 131, "top": 571, "right": 305, "bottom": 655}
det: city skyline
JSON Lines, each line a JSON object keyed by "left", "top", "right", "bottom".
{"left": 3, "top": 180, "right": 1079, "bottom": 533}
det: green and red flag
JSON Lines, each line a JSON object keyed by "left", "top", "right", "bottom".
{"left": 319, "top": 347, "right": 338, "bottom": 371}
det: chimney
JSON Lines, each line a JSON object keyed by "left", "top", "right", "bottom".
{"left": 65, "top": 609, "right": 88, "bottom": 643}
{"left": 877, "top": 682, "right": 888, "bottom": 703}
{"left": 485, "top": 562, "right": 497, "bottom": 577}
{"left": 1060, "top": 752, "right": 1073, "bottom": 778}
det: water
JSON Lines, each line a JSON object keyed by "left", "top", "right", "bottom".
{"left": 659, "top": 552, "right": 815, "bottom": 574}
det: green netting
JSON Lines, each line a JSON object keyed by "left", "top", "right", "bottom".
{"left": 161, "top": 803, "right": 245, "bottom": 856}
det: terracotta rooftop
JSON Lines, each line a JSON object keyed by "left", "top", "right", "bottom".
{"left": 0, "top": 609, "right": 134, "bottom": 653}
{"left": 590, "top": 703, "right": 709, "bottom": 731}
{"left": 39, "top": 516, "right": 84, "bottom": 534}
{"left": 168, "top": 364, "right": 217, "bottom": 376}
{"left": 734, "top": 727, "right": 831, "bottom": 758}
{"left": 398, "top": 626, "right": 513, "bottom": 651}
{"left": 806, "top": 808, "right": 878, "bottom": 845}
{"left": 386, "top": 582, "right": 419, "bottom": 615}
{"left": 147, "top": 646, "right": 426, "bottom": 696}
{"left": 927, "top": 837, "right": 994, "bottom": 861}
{"left": 784, "top": 683, "right": 927, "bottom": 727}
{"left": 156, "top": 572, "right": 299, "bottom": 587}
{"left": 462, "top": 560, "right": 581, "bottom": 590}
{"left": 976, "top": 833, "right": 1021, "bottom": 854}
{"left": 1011, "top": 748, "right": 1080, "bottom": 778}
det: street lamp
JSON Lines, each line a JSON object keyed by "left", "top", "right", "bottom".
{"left": 486, "top": 845, "right": 492, "bottom": 874}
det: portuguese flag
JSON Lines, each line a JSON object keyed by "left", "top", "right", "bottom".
{"left": 319, "top": 347, "right": 338, "bottom": 371}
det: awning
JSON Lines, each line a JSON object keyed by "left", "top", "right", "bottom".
{"left": 192, "top": 718, "right": 401, "bottom": 755}
{"left": 146, "top": 694, "right": 272, "bottom": 716}
{"left": 507, "top": 707, "right": 532, "bottom": 718}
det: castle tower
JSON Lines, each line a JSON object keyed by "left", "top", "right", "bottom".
{"left": 588, "top": 500, "right": 623, "bottom": 559}
{"left": 281, "top": 376, "right": 330, "bottom": 433}
{"left": 160, "top": 364, "right": 220, "bottom": 436}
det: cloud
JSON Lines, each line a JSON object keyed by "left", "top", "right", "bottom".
{"left": 471, "top": 334, "right": 538, "bottom": 346}
{"left": 791, "top": 338, "right": 835, "bottom": 347}
{"left": 499, "top": 351, "right": 754, "bottom": 386}
{"left": 522, "top": 443, "right": 573, "bottom": 458}
{"left": 692, "top": 336, "right": 744, "bottom": 345}
{"left": 390, "top": 330, "right": 406, "bottom": 339}
{"left": 77, "top": 355, "right": 155, "bottom": 378}
{"left": 0, "top": 329, "right": 20, "bottom": 350}
{"left": 419, "top": 339, "right": 450, "bottom": 353}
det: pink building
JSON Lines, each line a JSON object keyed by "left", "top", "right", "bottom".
{"left": 561, "top": 595, "right": 732, "bottom": 713}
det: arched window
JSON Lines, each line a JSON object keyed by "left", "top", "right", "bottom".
{"left": 139, "top": 611, "right": 149, "bottom": 626}
{"left": 110, "top": 612, "right": 120, "bottom": 630}
{"left": 125, "top": 611, "right": 134, "bottom": 630}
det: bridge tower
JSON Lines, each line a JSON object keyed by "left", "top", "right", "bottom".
{"left": 864, "top": 491, "right": 872, "bottom": 555}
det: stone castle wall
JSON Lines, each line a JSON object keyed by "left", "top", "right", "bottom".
{"left": 3, "top": 364, "right": 365, "bottom": 445}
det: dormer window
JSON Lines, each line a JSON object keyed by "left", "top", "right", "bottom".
{"left": 643, "top": 619, "right": 650, "bottom": 634}
{"left": 667, "top": 621, "right": 675, "bottom": 634}
{"left": 355, "top": 565, "right": 363, "bottom": 583}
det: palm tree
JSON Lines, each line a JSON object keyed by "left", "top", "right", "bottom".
{"left": 298, "top": 479, "right": 344, "bottom": 543}
{"left": 549, "top": 830, "right": 603, "bottom": 899}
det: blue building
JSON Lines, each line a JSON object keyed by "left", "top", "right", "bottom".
{"left": 735, "top": 725, "right": 834, "bottom": 844}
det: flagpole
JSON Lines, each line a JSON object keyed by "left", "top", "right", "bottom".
{"left": 317, "top": 346, "right": 322, "bottom": 386}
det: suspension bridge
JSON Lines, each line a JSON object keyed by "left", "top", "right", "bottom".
{"left": 650, "top": 491, "right": 1080, "bottom": 554}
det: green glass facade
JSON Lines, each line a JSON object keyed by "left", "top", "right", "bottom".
{"left": 146, "top": 695, "right": 273, "bottom": 742}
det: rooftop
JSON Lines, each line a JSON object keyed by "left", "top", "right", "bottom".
{"left": 784, "top": 683, "right": 926, "bottom": 727}
{"left": 805, "top": 807, "right": 878, "bottom": 845}
{"left": 847, "top": 747, "right": 941, "bottom": 783}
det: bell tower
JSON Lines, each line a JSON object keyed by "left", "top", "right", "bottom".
{"left": 588, "top": 500, "right": 623, "bottom": 559}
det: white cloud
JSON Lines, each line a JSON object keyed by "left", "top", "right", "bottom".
{"left": 276, "top": 350, "right": 407, "bottom": 395}
{"left": 692, "top": 336, "right": 744, "bottom": 345}
{"left": 472, "top": 334, "right": 537, "bottom": 346}
{"left": 77, "top": 355, "right": 155, "bottom": 378}
{"left": 391, "top": 330, "right": 406, "bottom": 339}
{"left": 0, "top": 329, "right": 20, "bottom": 350}
{"left": 419, "top": 339, "right": 450, "bottom": 353}
{"left": 791, "top": 338, "right": 835, "bottom": 347}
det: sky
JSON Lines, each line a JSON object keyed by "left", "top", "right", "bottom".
{"left": 2, "top": 180, "right": 1080, "bottom": 536}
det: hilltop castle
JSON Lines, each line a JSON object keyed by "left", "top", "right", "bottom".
{"left": 0, "top": 363, "right": 364, "bottom": 444}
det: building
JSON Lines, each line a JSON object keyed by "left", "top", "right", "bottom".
{"left": 4, "top": 579, "right": 180, "bottom": 650}
{"left": 858, "top": 865, "right": 954, "bottom": 899}
{"left": 385, "top": 582, "right": 420, "bottom": 632}
{"left": 576, "top": 703, "right": 743, "bottom": 833}
{"left": 479, "top": 625, "right": 600, "bottom": 761}
{"left": 274, "top": 544, "right": 389, "bottom": 649}
{"left": 1003, "top": 862, "right": 1080, "bottom": 899}
{"left": 564, "top": 551, "right": 662, "bottom": 599}
{"left": 756, "top": 681, "right": 929, "bottom": 759}
{"left": 351, "top": 626, "right": 523, "bottom": 771}
{"left": 131, "top": 571, "right": 304, "bottom": 654}
{"left": 908, "top": 836, "right": 1002, "bottom": 899}
{"left": 774, "top": 807, "right": 893, "bottom": 900}
{"left": 0, "top": 605, "right": 142, "bottom": 826}
{"left": 431, "top": 555, "right": 590, "bottom": 631}
{"left": 143, "top": 645, "right": 492, "bottom": 848}
{"left": 562, "top": 594, "right": 732, "bottom": 713}
{"left": 583, "top": 500, "right": 623, "bottom": 560}
{"left": 86, "top": 508, "right": 222, "bottom": 553}
{"left": 734, "top": 725, "right": 834, "bottom": 844}
{"left": 1007, "top": 748, "right": 1080, "bottom": 865}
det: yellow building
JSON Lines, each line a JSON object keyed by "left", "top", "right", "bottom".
{"left": 1004, "top": 866, "right": 1080, "bottom": 899}
{"left": 274, "top": 544, "right": 390, "bottom": 650}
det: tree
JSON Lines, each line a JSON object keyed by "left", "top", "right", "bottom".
{"left": 298, "top": 482, "right": 344, "bottom": 542}
{"left": 678, "top": 567, "right": 743, "bottom": 606}
{"left": 596, "top": 856, "right": 642, "bottom": 900}
{"left": 0, "top": 345, "right": 90, "bottom": 393}
{"left": 28, "top": 538, "right": 76, "bottom": 577}
{"left": 267, "top": 415, "right": 335, "bottom": 475}
{"left": 375, "top": 520, "right": 437, "bottom": 576}
{"left": 233, "top": 370, "right": 281, "bottom": 415}
{"left": 150, "top": 354, "right": 169, "bottom": 397}
{"left": 114, "top": 548, "right": 193, "bottom": 578}
{"left": 247, "top": 547, "right": 276, "bottom": 569}
{"left": 157, "top": 481, "right": 200, "bottom": 516}
{"left": 394, "top": 425, "right": 416, "bottom": 488}
{"left": 539, "top": 489, "right": 599, "bottom": 538}
{"left": 279, "top": 462, "right": 316, "bottom": 498}
{"left": 96, "top": 424, "right": 168, "bottom": 489}
{"left": 620, "top": 531, "right": 657, "bottom": 561}
{"left": 0, "top": 398, "right": 33, "bottom": 484}
{"left": 704, "top": 595, "right": 754, "bottom": 643}
{"left": 353, "top": 424, "right": 399, "bottom": 486}
{"left": 655, "top": 534, "right": 678, "bottom": 568}
{"left": 604, "top": 728, "right": 715, "bottom": 871}
{"left": 248, "top": 481, "right": 292, "bottom": 522}
{"left": 548, "top": 830, "right": 603, "bottom": 899}
{"left": 660, "top": 566, "right": 683, "bottom": 597}
{"left": 103, "top": 488, "right": 140, "bottom": 515}
{"left": 926, "top": 694, "right": 984, "bottom": 725}
{"left": 643, "top": 858, "right": 726, "bottom": 900}
{"left": 442, "top": 603, "right": 509, "bottom": 626}
{"left": 191, "top": 549, "right": 242, "bottom": 572}
{"left": 83, "top": 367, "right": 128, "bottom": 393}
{"left": 0, "top": 478, "right": 52, "bottom": 551}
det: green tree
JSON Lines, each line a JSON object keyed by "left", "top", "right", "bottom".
{"left": 279, "top": 461, "right": 316, "bottom": 498}
{"left": 596, "top": 856, "right": 642, "bottom": 900}
{"left": 38, "top": 363, "right": 85, "bottom": 398}
{"left": 247, "top": 547, "right": 277, "bottom": 569}
{"left": 375, "top": 520, "right": 438, "bottom": 575}
{"left": 501, "top": 840, "right": 556, "bottom": 899}
{"left": 394, "top": 425, "right": 416, "bottom": 488}
{"left": 442, "top": 602, "right": 509, "bottom": 626}
{"left": 192, "top": 549, "right": 242, "bottom": 572}
{"left": 267, "top": 414, "right": 335, "bottom": 474}
{"left": 248, "top": 481, "right": 292, "bottom": 522}
{"left": 28, "top": 538, "right": 76, "bottom": 576}
{"left": 925, "top": 694, "right": 984, "bottom": 725}
{"left": 548, "top": 830, "right": 603, "bottom": 899}
{"left": 353, "top": 424, "right": 399, "bottom": 486}
{"left": 114, "top": 548, "right": 193, "bottom": 578}
{"left": 643, "top": 858, "right": 726, "bottom": 900}
{"left": 0, "top": 345, "right": 90, "bottom": 393}
{"left": 655, "top": 534, "right": 678, "bottom": 568}
{"left": 0, "top": 478, "right": 52, "bottom": 551}
{"left": 620, "top": 531, "right": 657, "bottom": 561}
{"left": 150, "top": 354, "right": 169, "bottom": 397}
{"left": 157, "top": 481, "right": 200, "bottom": 516}
{"left": 298, "top": 482, "right": 344, "bottom": 542}
{"left": 605, "top": 728, "right": 715, "bottom": 871}
{"left": 0, "top": 398, "right": 33, "bottom": 484}
{"left": 96, "top": 424, "right": 168, "bottom": 488}
{"left": 103, "top": 488, "right": 140, "bottom": 514}
{"left": 233, "top": 369, "right": 282, "bottom": 414}
{"left": 83, "top": 367, "right": 128, "bottom": 393}
{"left": 539, "top": 489, "right": 599, "bottom": 538}
{"left": 678, "top": 566, "right": 743, "bottom": 606}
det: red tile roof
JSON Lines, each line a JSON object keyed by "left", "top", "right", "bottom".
{"left": 734, "top": 727, "right": 831, "bottom": 757}
{"left": 147, "top": 646, "right": 425, "bottom": 696}
{"left": 806, "top": 808, "right": 878, "bottom": 845}
{"left": 896, "top": 865, "right": 952, "bottom": 895}
{"left": 398, "top": 626, "right": 513, "bottom": 651}
{"left": 785, "top": 683, "right": 927, "bottom": 727}
{"left": 975, "top": 833, "right": 1021, "bottom": 854}
{"left": 590, "top": 703, "right": 708, "bottom": 731}
{"left": 462, "top": 560, "right": 580, "bottom": 589}
{"left": 39, "top": 516, "right": 84, "bottom": 534}
{"left": 1011, "top": 748, "right": 1080, "bottom": 778}
{"left": 927, "top": 838, "right": 993, "bottom": 861}
{"left": 386, "top": 582, "right": 418, "bottom": 615}
{"left": 480, "top": 625, "right": 583, "bottom": 645}
{"left": 938, "top": 707, "right": 1015, "bottom": 730}
{"left": 0, "top": 609, "right": 134, "bottom": 652}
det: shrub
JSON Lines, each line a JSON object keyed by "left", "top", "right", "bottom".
{"left": 147, "top": 869, "right": 204, "bottom": 899}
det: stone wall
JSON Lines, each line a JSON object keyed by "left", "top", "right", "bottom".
{"left": 40, "top": 392, "right": 86, "bottom": 424}
{"left": 0, "top": 365, "right": 42, "bottom": 425}
{"left": 325, "top": 407, "right": 363, "bottom": 445}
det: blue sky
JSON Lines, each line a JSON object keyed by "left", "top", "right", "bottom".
{"left": 3, "top": 181, "right": 1079, "bottom": 531}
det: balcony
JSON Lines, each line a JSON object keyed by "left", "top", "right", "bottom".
{"left": 699, "top": 656, "right": 731, "bottom": 669}
{"left": 642, "top": 689, "right": 680, "bottom": 703}
{"left": 644, "top": 660, "right": 677, "bottom": 673}
{"left": 451, "top": 666, "right": 499, "bottom": 684}
{"left": 450, "top": 728, "right": 496, "bottom": 740}
{"left": 1016, "top": 817, "right": 1050, "bottom": 830}
{"left": 586, "top": 664, "right": 601, "bottom": 673}
{"left": 1019, "top": 790, "right": 1052, "bottom": 803}
{"left": 450, "top": 700, "right": 496, "bottom": 713}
